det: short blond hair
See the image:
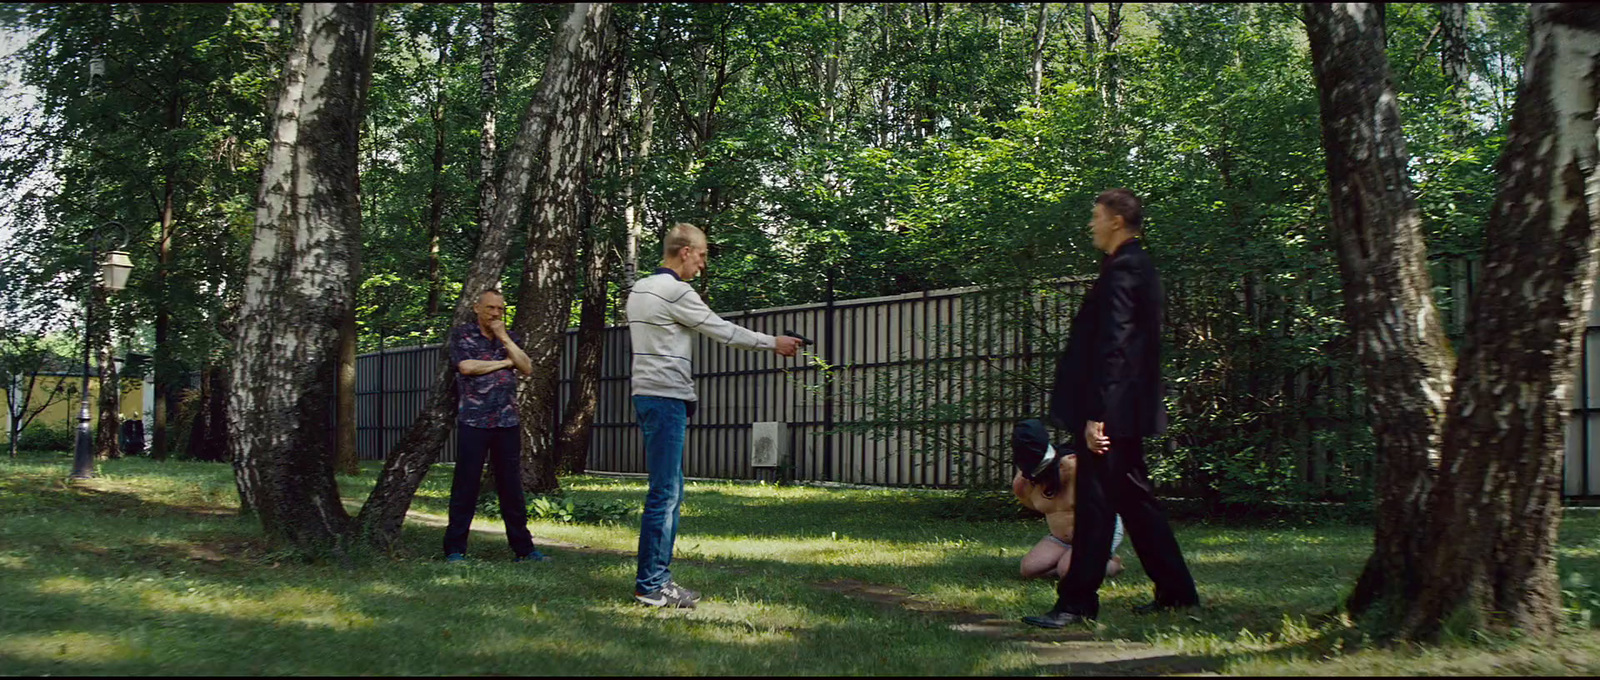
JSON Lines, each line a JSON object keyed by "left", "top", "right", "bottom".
{"left": 662, "top": 222, "right": 705, "bottom": 259}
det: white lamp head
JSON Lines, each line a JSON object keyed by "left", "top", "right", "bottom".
{"left": 101, "top": 250, "right": 133, "bottom": 292}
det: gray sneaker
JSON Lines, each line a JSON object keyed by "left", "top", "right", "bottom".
{"left": 634, "top": 580, "right": 701, "bottom": 609}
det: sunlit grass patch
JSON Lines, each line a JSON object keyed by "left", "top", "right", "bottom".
{"left": 137, "top": 585, "right": 378, "bottom": 630}
{"left": 0, "top": 630, "right": 144, "bottom": 665}
{"left": 4, "top": 451, "right": 1600, "bottom": 675}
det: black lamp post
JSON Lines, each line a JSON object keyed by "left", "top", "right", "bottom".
{"left": 69, "top": 221, "right": 133, "bottom": 481}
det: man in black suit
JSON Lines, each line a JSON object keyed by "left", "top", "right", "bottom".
{"left": 1024, "top": 188, "right": 1200, "bottom": 628}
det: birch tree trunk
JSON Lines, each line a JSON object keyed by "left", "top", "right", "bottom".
{"left": 1438, "top": 3, "right": 1471, "bottom": 97}
{"left": 352, "top": 2, "right": 612, "bottom": 550}
{"left": 229, "top": 2, "right": 376, "bottom": 554}
{"left": 824, "top": 2, "right": 841, "bottom": 140}
{"left": 1401, "top": 5, "right": 1600, "bottom": 642}
{"left": 556, "top": 39, "right": 627, "bottom": 475}
{"left": 1101, "top": 3, "right": 1122, "bottom": 115}
{"left": 1031, "top": 3, "right": 1048, "bottom": 108}
{"left": 512, "top": 4, "right": 616, "bottom": 494}
{"left": 1308, "top": 2, "right": 1600, "bottom": 642}
{"left": 1438, "top": 3, "right": 1473, "bottom": 141}
{"left": 621, "top": 63, "right": 657, "bottom": 301}
{"left": 1304, "top": 1, "right": 1457, "bottom": 621}
{"left": 479, "top": 2, "right": 497, "bottom": 236}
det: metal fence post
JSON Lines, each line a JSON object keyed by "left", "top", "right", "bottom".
{"left": 823, "top": 273, "right": 836, "bottom": 482}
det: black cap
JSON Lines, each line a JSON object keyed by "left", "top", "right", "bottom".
{"left": 1012, "top": 418, "right": 1059, "bottom": 481}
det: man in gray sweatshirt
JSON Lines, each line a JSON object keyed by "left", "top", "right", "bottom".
{"left": 626, "top": 222, "right": 802, "bottom": 608}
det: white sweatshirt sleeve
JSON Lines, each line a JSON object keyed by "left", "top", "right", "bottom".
{"left": 666, "top": 286, "right": 776, "bottom": 351}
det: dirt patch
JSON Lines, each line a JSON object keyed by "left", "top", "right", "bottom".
{"left": 179, "top": 539, "right": 266, "bottom": 563}
{"left": 813, "top": 577, "right": 1224, "bottom": 674}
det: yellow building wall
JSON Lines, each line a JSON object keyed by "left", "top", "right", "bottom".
{"left": 16, "top": 375, "right": 145, "bottom": 431}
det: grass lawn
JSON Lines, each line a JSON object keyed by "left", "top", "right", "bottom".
{"left": 1, "top": 450, "right": 1597, "bottom": 675}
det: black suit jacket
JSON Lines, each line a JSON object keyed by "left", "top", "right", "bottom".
{"left": 1049, "top": 238, "right": 1168, "bottom": 439}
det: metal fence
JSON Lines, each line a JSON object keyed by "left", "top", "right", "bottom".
{"left": 354, "top": 270, "right": 1600, "bottom": 497}
{"left": 354, "top": 345, "right": 460, "bottom": 462}
{"left": 1567, "top": 288, "right": 1600, "bottom": 498}
{"left": 567, "top": 282, "right": 1089, "bottom": 487}
{"left": 356, "top": 281, "right": 1087, "bottom": 486}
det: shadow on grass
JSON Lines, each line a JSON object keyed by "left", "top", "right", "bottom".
{"left": 0, "top": 550, "right": 1030, "bottom": 675}
{"left": 9, "top": 459, "right": 1596, "bottom": 675}
{"left": 0, "top": 478, "right": 1035, "bottom": 675}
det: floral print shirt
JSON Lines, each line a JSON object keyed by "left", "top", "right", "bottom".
{"left": 450, "top": 323, "right": 520, "bottom": 429}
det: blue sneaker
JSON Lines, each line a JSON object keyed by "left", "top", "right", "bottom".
{"left": 513, "top": 550, "right": 551, "bottom": 563}
{"left": 445, "top": 553, "right": 467, "bottom": 563}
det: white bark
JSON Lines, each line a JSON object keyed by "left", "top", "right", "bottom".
{"left": 230, "top": 2, "right": 375, "bottom": 549}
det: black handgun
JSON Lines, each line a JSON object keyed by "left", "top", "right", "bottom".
{"left": 782, "top": 329, "right": 813, "bottom": 347}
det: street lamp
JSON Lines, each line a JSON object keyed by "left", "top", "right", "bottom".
{"left": 70, "top": 221, "right": 132, "bottom": 481}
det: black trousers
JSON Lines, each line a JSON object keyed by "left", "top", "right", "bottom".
{"left": 1055, "top": 434, "right": 1197, "bottom": 617}
{"left": 443, "top": 425, "right": 535, "bottom": 557}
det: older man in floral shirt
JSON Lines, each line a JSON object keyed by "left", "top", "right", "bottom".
{"left": 442, "top": 289, "right": 547, "bottom": 563}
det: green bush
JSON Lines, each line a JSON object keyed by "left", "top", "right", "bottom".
{"left": 17, "top": 422, "right": 74, "bottom": 452}
{"left": 527, "top": 495, "right": 575, "bottom": 523}
{"left": 477, "top": 490, "right": 637, "bottom": 525}
{"left": 1563, "top": 571, "right": 1600, "bottom": 629}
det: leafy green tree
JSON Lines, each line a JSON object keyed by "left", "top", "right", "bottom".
{"left": 1, "top": 3, "right": 285, "bottom": 461}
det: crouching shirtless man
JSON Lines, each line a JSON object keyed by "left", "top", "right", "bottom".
{"left": 1012, "top": 418, "right": 1124, "bottom": 581}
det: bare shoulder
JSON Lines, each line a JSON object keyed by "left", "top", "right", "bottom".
{"left": 1058, "top": 454, "right": 1077, "bottom": 485}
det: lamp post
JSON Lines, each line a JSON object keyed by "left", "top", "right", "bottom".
{"left": 70, "top": 221, "right": 133, "bottom": 480}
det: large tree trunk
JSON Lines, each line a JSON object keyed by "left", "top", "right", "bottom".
{"left": 555, "top": 234, "right": 614, "bottom": 475}
{"left": 1304, "top": 2, "right": 1457, "bottom": 622}
{"left": 352, "top": 3, "right": 613, "bottom": 551}
{"left": 338, "top": 133, "right": 362, "bottom": 475}
{"left": 191, "top": 297, "right": 240, "bottom": 464}
{"left": 229, "top": 2, "right": 375, "bottom": 554}
{"left": 187, "top": 365, "right": 229, "bottom": 462}
{"left": 555, "top": 49, "right": 626, "bottom": 475}
{"left": 92, "top": 291, "right": 120, "bottom": 461}
{"left": 513, "top": 5, "right": 616, "bottom": 494}
{"left": 151, "top": 175, "right": 176, "bottom": 461}
{"left": 150, "top": 76, "right": 186, "bottom": 463}
{"left": 1398, "top": 5, "right": 1600, "bottom": 642}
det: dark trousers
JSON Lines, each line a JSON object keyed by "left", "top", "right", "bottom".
{"left": 1055, "top": 435, "right": 1197, "bottom": 617}
{"left": 443, "top": 424, "right": 535, "bottom": 557}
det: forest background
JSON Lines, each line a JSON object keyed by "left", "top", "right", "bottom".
{"left": 0, "top": 2, "right": 1528, "bottom": 508}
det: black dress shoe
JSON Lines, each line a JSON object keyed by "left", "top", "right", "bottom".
{"left": 1021, "top": 609, "right": 1093, "bottom": 629}
{"left": 1131, "top": 600, "right": 1199, "bottom": 615}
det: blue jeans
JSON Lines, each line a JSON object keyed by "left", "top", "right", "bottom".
{"left": 634, "top": 395, "right": 689, "bottom": 593}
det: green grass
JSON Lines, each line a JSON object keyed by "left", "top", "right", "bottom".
{"left": 2, "top": 450, "right": 1598, "bottom": 675}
